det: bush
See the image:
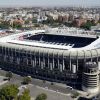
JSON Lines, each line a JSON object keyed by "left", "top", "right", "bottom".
{"left": 35, "top": 93, "right": 47, "bottom": 100}
{"left": 17, "top": 89, "right": 31, "bottom": 100}
{"left": 6, "top": 71, "right": 13, "bottom": 81}
{"left": 51, "top": 82, "right": 54, "bottom": 85}
{"left": 71, "top": 92, "right": 79, "bottom": 98}
{"left": 22, "top": 76, "right": 32, "bottom": 85}
{"left": 0, "top": 84, "right": 19, "bottom": 100}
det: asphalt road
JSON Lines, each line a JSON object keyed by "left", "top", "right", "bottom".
{"left": 28, "top": 84, "right": 72, "bottom": 100}
{"left": 0, "top": 69, "right": 77, "bottom": 100}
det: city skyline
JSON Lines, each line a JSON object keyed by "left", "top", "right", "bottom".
{"left": 0, "top": 0, "right": 100, "bottom": 7}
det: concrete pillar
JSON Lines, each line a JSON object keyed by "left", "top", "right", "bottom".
{"left": 34, "top": 52, "right": 36, "bottom": 67}
{"left": 62, "top": 57, "right": 65, "bottom": 71}
{"left": 48, "top": 53, "right": 49, "bottom": 69}
{"left": 50, "top": 62, "right": 52, "bottom": 70}
{"left": 72, "top": 64, "right": 76, "bottom": 73}
{"left": 26, "top": 53, "right": 28, "bottom": 65}
{"left": 32, "top": 54, "right": 34, "bottom": 68}
{"left": 32, "top": 60, "right": 34, "bottom": 68}
{"left": 69, "top": 52, "right": 71, "bottom": 71}
{"left": 52, "top": 53, "right": 54, "bottom": 69}
{"left": 76, "top": 51, "right": 78, "bottom": 71}
{"left": 57, "top": 55, "right": 60, "bottom": 71}
{"left": 39, "top": 52, "right": 40, "bottom": 67}
{"left": 43, "top": 53, "right": 45, "bottom": 68}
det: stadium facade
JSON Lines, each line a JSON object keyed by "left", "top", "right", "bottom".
{"left": 0, "top": 28, "right": 100, "bottom": 94}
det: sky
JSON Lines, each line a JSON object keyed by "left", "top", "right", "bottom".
{"left": 0, "top": 0, "right": 100, "bottom": 7}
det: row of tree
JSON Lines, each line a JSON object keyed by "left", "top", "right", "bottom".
{"left": 80, "top": 20, "right": 96, "bottom": 30}
{"left": 0, "top": 84, "right": 30, "bottom": 100}
{"left": 0, "top": 21, "right": 22, "bottom": 29}
{"left": 6, "top": 72, "right": 54, "bottom": 86}
{"left": 0, "top": 84, "right": 47, "bottom": 100}
{"left": 41, "top": 16, "right": 98, "bottom": 30}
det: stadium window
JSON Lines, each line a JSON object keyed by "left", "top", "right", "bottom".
{"left": 23, "top": 51, "right": 26, "bottom": 57}
{"left": 6, "top": 55, "right": 10, "bottom": 62}
{"left": 16, "top": 51, "right": 19, "bottom": 57}
{"left": 64, "top": 62, "right": 69, "bottom": 71}
{"left": 9, "top": 56, "right": 13, "bottom": 63}
{"left": 54, "top": 58, "right": 58, "bottom": 69}
{"left": 27, "top": 58, "right": 32, "bottom": 65}
{"left": 2, "top": 47, "right": 5, "bottom": 55}
{"left": 8, "top": 48, "right": 12, "bottom": 56}
{"left": 45, "top": 57, "right": 48, "bottom": 68}
{"left": 23, "top": 58, "right": 27, "bottom": 64}
{"left": 27, "top": 53, "right": 31, "bottom": 58}
{"left": 20, "top": 52, "right": 23, "bottom": 57}
{"left": 3, "top": 47, "right": 6, "bottom": 55}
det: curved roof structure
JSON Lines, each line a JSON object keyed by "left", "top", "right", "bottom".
{"left": 0, "top": 29, "right": 100, "bottom": 59}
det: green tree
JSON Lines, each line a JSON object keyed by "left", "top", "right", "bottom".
{"left": 35, "top": 93, "right": 47, "bottom": 100}
{"left": 34, "top": 23, "right": 41, "bottom": 27}
{"left": 51, "top": 82, "right": 54, "bottom": 85}
{"left": 0, "top": 84, "right": 19, "bottom": 100}
{"left": 22, "top": 76, "right": 32, "bottom": 85}
{"left": 25, "top": 20, "right": 30, "bottom": 24}
{"left": 80, "top": 20, "right": 96, "bottom": 30}
{"left": 0, "top": 95, "right": 5, "bottom": 100}
{"left": 0, "top": 21, "right": 10, "bottom": 29}
{"left": 42, "top": 16, "right": 54, "bottom": 25}
{"left": 17, "top": 89, "right": 31, "bottom": 100}
{"left": 32, "top": 18, "right": 37, "bottom": 23}
{"left": 12, "top": 22, "right": 22, "bottom": 29}
{"left": 6, "top": 71, "right": 13, "bottom": 81}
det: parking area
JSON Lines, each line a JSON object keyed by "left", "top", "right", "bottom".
{"left": 0, "top": 69, "right": 79, "bottom": 100}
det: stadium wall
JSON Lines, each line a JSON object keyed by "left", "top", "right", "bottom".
{"left": 0, "top": 42, "right": 99, "bottom": 91}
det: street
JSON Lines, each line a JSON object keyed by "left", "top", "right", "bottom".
{"left": 0, "top": 69, "right": 77, "bottom": 100}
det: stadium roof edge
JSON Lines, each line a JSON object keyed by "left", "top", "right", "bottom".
{"left": 0, "top": 42, "right": 99, "bottom": 59}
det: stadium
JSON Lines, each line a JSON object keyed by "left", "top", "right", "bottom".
{"left": 0, "top": 27, "right": 100, "bottom": 93}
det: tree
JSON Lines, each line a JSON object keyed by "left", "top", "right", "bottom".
{"left": 12, "top": 22, "right": 22, "bottom": 29}
{"left": 17, "top": 89, "right": 31, "bottom": 100}
{"left": 32, "top": 18, "right": 37, "bottom": 23}
{"left": 71, "top": 92, "right": 79, "bottom": 98}
{"left": 51, "top": 82, "right": 54, "bottom": 85}
{"left": 34, "top": 23, "right": 40, "bottom": 27}
{"left": 35, "top": 93, "right": 47, "bottom": 100}
{"left": 42, "top": 16, "right": 55, "bottom": 25}
{"left": 6, "top": 71, "right": 13, "bottom": 81}
{"left": 0, "top": 95, "right": 5, "bottom": 100}
{"left": 25, "top": 20, "right": 30, "bottom": 24}
{"left": 0, "top": 84, "right": 19, "bottom": 100}
{"left": 80, "top": 20, "right": 96, "bottom": 30}
{"left": 22, "top": 76, "right": 32, "bottom": 85}
{"left": 0, "top": 21, "right": 10, "bottom": 29}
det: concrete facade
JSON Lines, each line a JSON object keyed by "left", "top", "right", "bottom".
{"left": 0, "top": 42, "right": 99, "bottom": 93}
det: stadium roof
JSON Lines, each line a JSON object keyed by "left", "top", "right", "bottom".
{"left": 0, "top": 28, "right": 99, "bottom": 51}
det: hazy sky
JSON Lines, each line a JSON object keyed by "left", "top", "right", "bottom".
{"left": 0, "top": 0, "right": 100, "bottom": 7}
